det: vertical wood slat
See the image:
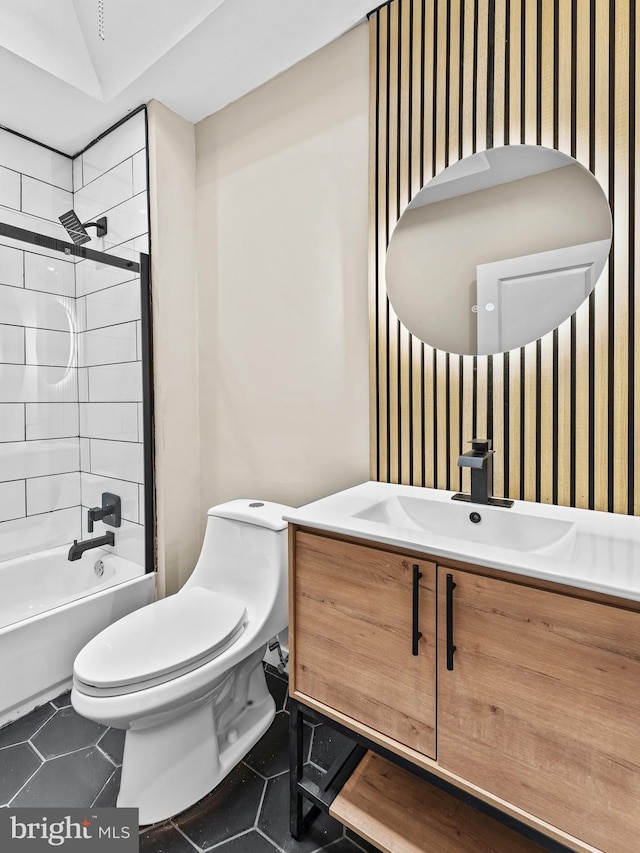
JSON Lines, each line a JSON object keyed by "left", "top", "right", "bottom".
{"left": 369, "top": 17, "right": 380, "bottom": 482}
{"left": 613, "top": 0, "right": 630, "bottom": 513}
{"left": 539, "top": 0, "right": 555, "bottom": 504}
{"left": 399, "top": 2, "right": 413, "bottom": 485}
{"left": 410, "top": 0, "right": 425, "bottom": 486}
{"left": 387, "top": 2, "right": 401, "bottom": 484}
{"left": 573, "top": 1, "right": 591, "bottom": 507}
{"left": 556, "top": 0, "right": 574, "bottom": 508}
{"left": 370, "top": 0, "right": 636, "bottom": 516}
{"left": 492, "top": 0, "right": 507, "bottom": 149}
{"left": 375, "top": 6, "right": 389, "bottom": 483}
{"left": 521, "top": 0, "right": 539, "bottom": 503}
{"left": 635, "top": 0, "right": 640, "bottom": 516}
{"left": 593, "top": 0, "right": 610, "bottom": 511}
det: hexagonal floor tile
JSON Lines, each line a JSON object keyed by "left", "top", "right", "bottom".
{"left": 209, "top": 830, "right": 280, "bottom": 852}
{"left": 324, "top": 839, "right": 371, "bottom": 853}
{"left": 174, "top": 762, "right": 266, "bottom": 850}
{"left": 31, "top": 707, "right": 106, "bottom": 759}
{"left": 258, "top": 771, "right": 343, "bottom": 853}
{"left": 92, "top": 767, "right": 122, "bottom": 808}
{"left": 244, "top": 711, "right": 290, "bottom": 778}
{"left": 11, "top": 746, "right": 114, "bottom": 807}
{"left": 51, "top": 691, "right": 72, "bottom": 709}
{"left": 0, "top": 703, "right": 56, "bottom": 749}
{"left": 0, "top": 743, "right": 41, "bottom": 804}
{"left": 97, "top": 727, "right": 125, "bottom": 766}
{"left": 139, "top": 824, "right": 196, "bottom": 853}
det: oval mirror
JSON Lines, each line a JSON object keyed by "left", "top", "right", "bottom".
{"left": 385, "top": 145, "right": 612, "bottom": 356}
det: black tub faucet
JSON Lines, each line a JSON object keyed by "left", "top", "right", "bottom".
{"left": 88, "top": 492, "right": 121, "bottom": 532}
{"left": 68, "top": 531, "right": 115, "bottom": 562}
{"left": 452, "top": 438, "right": 514, "bottom": 508}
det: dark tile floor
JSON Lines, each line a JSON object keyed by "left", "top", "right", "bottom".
{"left": 0, "top": 666, "right": 375, "bottom": 853}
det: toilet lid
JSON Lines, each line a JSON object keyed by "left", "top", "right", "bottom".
{"left": 74, "top": 587, "right": 247, "bottom": 692}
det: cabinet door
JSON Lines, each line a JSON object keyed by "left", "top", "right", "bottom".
{"left": 293, "top": 531, "right": 436, "bottom": 758}
{"left": 437, "top": 568, "right": 640, "bottom": 853}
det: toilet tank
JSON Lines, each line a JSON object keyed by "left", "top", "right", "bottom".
{"left": 184, "top": 500, "right": 292, "bottom": 630}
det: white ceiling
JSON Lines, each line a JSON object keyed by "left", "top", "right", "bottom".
{"left": 0, "top": 0, "right": 378, "bottom": 155}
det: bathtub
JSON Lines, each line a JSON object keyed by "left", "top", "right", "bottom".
{"left": 0, "top": 546, "right": 154, "bottom": 728}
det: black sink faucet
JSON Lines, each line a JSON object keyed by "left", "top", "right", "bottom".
{"left": 68, "top": 531, "right": 115, "bottom": 561}
{"left": 452, "top": 438, "right": 514, "bottom": 508}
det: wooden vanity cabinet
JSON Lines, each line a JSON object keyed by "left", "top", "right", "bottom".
{"left": 437, "top": 567, "right": 640, "bottom": 853}
{"left": 290, "top": 526, "right": 640, "bottom": 853}
{"left": 291, "top": 529, "right": 437, "bottom": 758}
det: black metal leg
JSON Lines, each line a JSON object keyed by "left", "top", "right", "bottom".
{"left": 289, "top": 699, "right": 305, "bottom": 839}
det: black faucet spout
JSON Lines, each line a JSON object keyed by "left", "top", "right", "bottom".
{"left": 68, "top": 531, "right": 115, "bottom": 562}
{"left": 452, "top": 438, "right": 514, "bottom": 508}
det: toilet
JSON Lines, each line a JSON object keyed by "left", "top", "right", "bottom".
{"left": 71, "top": 499, "right": 292, "bottom": 825}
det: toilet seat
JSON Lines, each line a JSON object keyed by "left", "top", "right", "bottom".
{"left": 73, "top": 587, "right": 247, "bottom": 697}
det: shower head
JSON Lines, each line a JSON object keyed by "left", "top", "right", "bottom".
{"left": 58, "top": 210, "right": 108, "bottom": 245}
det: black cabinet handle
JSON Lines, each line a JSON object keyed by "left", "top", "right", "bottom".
{"left": 412, "top": 564, "right": 423, "bottom": 655}
{"left": 446, "top": 573, "right": 457, "bottom": 670}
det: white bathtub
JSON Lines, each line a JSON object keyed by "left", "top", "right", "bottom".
{"left": 0, "top": 546, "right": 154, "bottom": 728}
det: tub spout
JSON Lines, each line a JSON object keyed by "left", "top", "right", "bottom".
{"left": 68, "top": 531, "right": 115, "bottom": 562}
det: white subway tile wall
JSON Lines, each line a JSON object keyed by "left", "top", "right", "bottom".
{"left": 0, "top": 324, "right": 25, "bottom": 364}
{"left": 79, "top": 402, "right": 139, "bottom": 442}
{"left": 21, "top": 176, "right": 73, "bottom": 223}
{"left": 0, "top": 244, "right": 24, "bottom": 287}
{"left": 0, "top": 365, "right": 77, "bottom": 403}
{"left": 79, "top": 112, "right": 145, "bottom": 187}
{"left": 0, "top": 166, "right": 22, "bottom": 210}
{"left": 26, "top": 472, "right": 81, "bottom": 515}
{"left": 24, "top": 253, "right": 76, "bottom": 297}
{"left": 0, "top": 404, "right": 26, "bottom": 442}
{"left": 0, "top": 480, "right": 26, "bottom": 523}
{"left": 79, "top": 322, "right": 137, "bottom": 367}
{"left": 25, "top": 403, "right": 79, "bottom": 440}
{"left": 89, "top": 439, "right": 144, "bottom": 484}
{"left": 0, "top": 129, "right": 72, "bottom": 191}
{"left": 0, "top": 114, "right": 148, "bottom": 566}
{"left": 88, "top": 362, "right": 142, "bottom": 403}
{"left": 25, "top": 328, "right": 74, "bottom": 367}
{"left": 75, "top": 112, "right": 148, "bottom": 565}
{"left": 0, "top": 439, "right": 79, "bottom": 480}
{"left": 1, "top": 508, "right": 81, "bottom": 563}
{"left": 83, "top": 278, "right": 141, "bottom": 331}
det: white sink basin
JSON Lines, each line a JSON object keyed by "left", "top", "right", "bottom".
{"left": 284, "top": 481, "right": 640, "bottom": 601}
{"left": 352, "top": 495, "right": 577, "bottom": 557}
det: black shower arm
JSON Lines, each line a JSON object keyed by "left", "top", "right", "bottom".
{"left": 83, "top": 216, "right": 108, "bottom": 237}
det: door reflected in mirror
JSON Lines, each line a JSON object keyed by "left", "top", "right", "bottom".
{"left": 385, "top": 145, "right": 612, "bottom": 356}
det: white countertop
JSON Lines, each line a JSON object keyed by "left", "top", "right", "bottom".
{"left": 284, "top": 481, "right": 640, "bottom": 603}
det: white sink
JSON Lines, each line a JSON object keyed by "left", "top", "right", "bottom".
{"left": 284, "top": 481, "right": 640, "bottom": 601}
{"left": 352, "top": 495, "right": 577, "bottom": 557}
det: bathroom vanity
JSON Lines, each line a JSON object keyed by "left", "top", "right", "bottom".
{"left": 285, "top": 482, "right": 640, "bottom": 853}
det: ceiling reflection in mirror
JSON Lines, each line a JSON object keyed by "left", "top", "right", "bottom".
{"left": 385, "top": 145, "right": 612, "bottom": 356}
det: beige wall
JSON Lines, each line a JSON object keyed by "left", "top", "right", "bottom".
{"left": 194, "top": 24, "right": 370, "bottom": 515}
{"left": 147, "top": 100, "right": 201, "bottom": 596}
{"left": 148, "top": 24, "right": 370, "bottom": 594}
{"left": 386, "top": 164, "right": 613, "bottom": 355}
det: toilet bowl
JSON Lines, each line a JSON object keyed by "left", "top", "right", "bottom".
{"left": 71, "top": 499, "right": 292, "bottom": 825}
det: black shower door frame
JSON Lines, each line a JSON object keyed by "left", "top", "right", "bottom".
{"left": 0, "top": 221, "right": 155, "bottom": 573}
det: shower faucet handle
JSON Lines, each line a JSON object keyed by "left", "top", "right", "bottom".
{"left": 88, "top": 492, "right": 121, "bottom": 533}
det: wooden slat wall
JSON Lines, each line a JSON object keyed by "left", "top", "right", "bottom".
{"left": 369, "top": 0, "right": 636, "bottom": 513}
